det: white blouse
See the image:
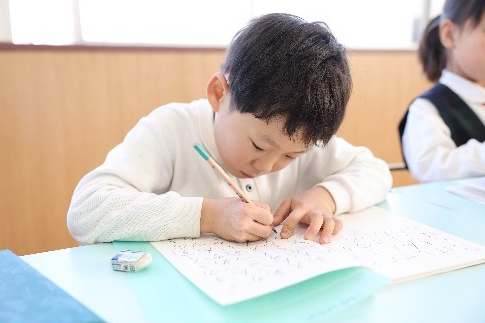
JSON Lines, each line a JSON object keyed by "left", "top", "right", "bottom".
{"left": 402, "top": 69, "right": 485, "bottom": 182}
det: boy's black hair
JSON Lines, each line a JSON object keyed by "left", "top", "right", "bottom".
{"left": 419, "top": 0, "right": 485, "bottom": 82}
{"left": 221, "top": 13, "right": 351, "bottom": 146}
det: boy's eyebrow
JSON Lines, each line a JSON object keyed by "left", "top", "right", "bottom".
{"left": 259, "top": 134, "right": 279, "bottom": 148}
{"left": 258, "top": 134, "right": 308, "bottom": 154}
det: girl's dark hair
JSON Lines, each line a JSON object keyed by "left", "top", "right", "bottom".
{"left": 419, "top": 0, "right": 485, "bottom": 82}
{"left": 221, "top": 13, "right": 351, "bottom": 146}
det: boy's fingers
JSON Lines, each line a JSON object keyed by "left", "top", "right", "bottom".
{"left": 280, "top": 208, "right": 306, "bottom": 239}
{"left": 249, "top": 222, "right": 273, "bottom": 239}
{"left": 245, "top": 233, "right": 263, "bottom": 242}
{"left": 254, "top": 202, "right": 271, "bottom": 211}
{"left": 304, "top": 212, "right": 323, "bottom": 241}
{"left": 319, "top": 215, "right": 335, "bottom": 244}
{"left": 251, "top": 207, "right": 273, "bottom": 226}
{"left": 333, "top": 218, "right": 343, "bottom": 235}
{"left": 272, "top": 199, "right": 291, "bottom": 226}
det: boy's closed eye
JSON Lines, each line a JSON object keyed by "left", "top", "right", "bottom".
{"left": 252, "top": 140, "right": 299, "bottom": 160}
{"left": 251, "top": 140, "right": 264, "bottom": 151}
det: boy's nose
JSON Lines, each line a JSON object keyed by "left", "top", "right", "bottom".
{"left": 252, "top": 157, "right": 275, "bottom": 174}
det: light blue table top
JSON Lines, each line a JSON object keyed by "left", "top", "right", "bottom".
{"left": 387, "top": 181, "right": 485, "bottom": 246}
{"left": 21, "top": 181, "right": 485, "bottom": 323}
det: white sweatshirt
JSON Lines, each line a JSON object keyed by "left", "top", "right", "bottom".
{"left": 402, "top": 70, "right": 485, "bottom": 182}
{"left": 67, "top": 99, "right": 392, "bottom": 245}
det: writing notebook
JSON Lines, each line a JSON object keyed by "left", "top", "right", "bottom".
{"left": 151, "top": 207, "right": 485, "bottom": 305}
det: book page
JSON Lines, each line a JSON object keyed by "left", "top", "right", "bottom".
{"left": 151, "top": 207, "right": 485, "bottom": 305}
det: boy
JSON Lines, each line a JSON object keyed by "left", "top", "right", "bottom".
{"left": 68, "top": 13, "right": 392, "bottom": 246}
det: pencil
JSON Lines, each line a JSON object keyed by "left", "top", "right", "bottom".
{"left": 193, "top": 143, "right": 277, "bottom": 233}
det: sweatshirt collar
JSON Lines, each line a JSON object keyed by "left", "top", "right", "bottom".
{"left": 197, "top": 99, "right": 224, "bottom": 166}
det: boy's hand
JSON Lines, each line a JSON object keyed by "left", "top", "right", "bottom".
{"left": 272, "top": 186, "right": 343, "bottom": 244}
{"left": 201, "top": 198, "right": 274, "bottom": 243}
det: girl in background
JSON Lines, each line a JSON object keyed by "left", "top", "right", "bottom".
{"left": 399, "top": 0, "right": 485, "bottom": 182}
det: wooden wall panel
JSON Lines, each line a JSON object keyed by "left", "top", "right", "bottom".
{"left": 339, "top": 51, "right": 431, "bottom": 164}
{"left": 0, "top": 49, "right": 224, "bottom": 255}
{"left": 0, "top": 48, "right": 428, "bottom": 255}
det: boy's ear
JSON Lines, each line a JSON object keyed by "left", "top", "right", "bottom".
{"left": 206, "top": 72, "right": 230, "bottom": 112}
{"left": 439, "top": 19, "right": 457, "bottom": 49}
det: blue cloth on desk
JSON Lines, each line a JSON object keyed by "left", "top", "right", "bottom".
{"left": 0, "top": 249, "right": 103, "bottom": 323}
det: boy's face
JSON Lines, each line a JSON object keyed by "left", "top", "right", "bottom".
{"left": 213, "top": 96, "right": 310, "bottom": 179}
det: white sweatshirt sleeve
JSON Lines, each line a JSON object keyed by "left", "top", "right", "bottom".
{"left": 299, "top": 137, "right": 392, "bottom": 215}
{"left": 67, "top": 108, "right": 203, "bottom": 245}
{"left": 402, "top": 98, "right": 485, "bottom": 182}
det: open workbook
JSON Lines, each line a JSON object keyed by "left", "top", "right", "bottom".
{"left": 151, "top": 206, "right": 485, "bottom": 305}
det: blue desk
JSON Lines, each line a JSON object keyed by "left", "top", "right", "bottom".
{"left": 388, "top": 181, "right": 485, "bottom": 246}
{"left": 21, "top": 182, "right": 485, "bottom": 323}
